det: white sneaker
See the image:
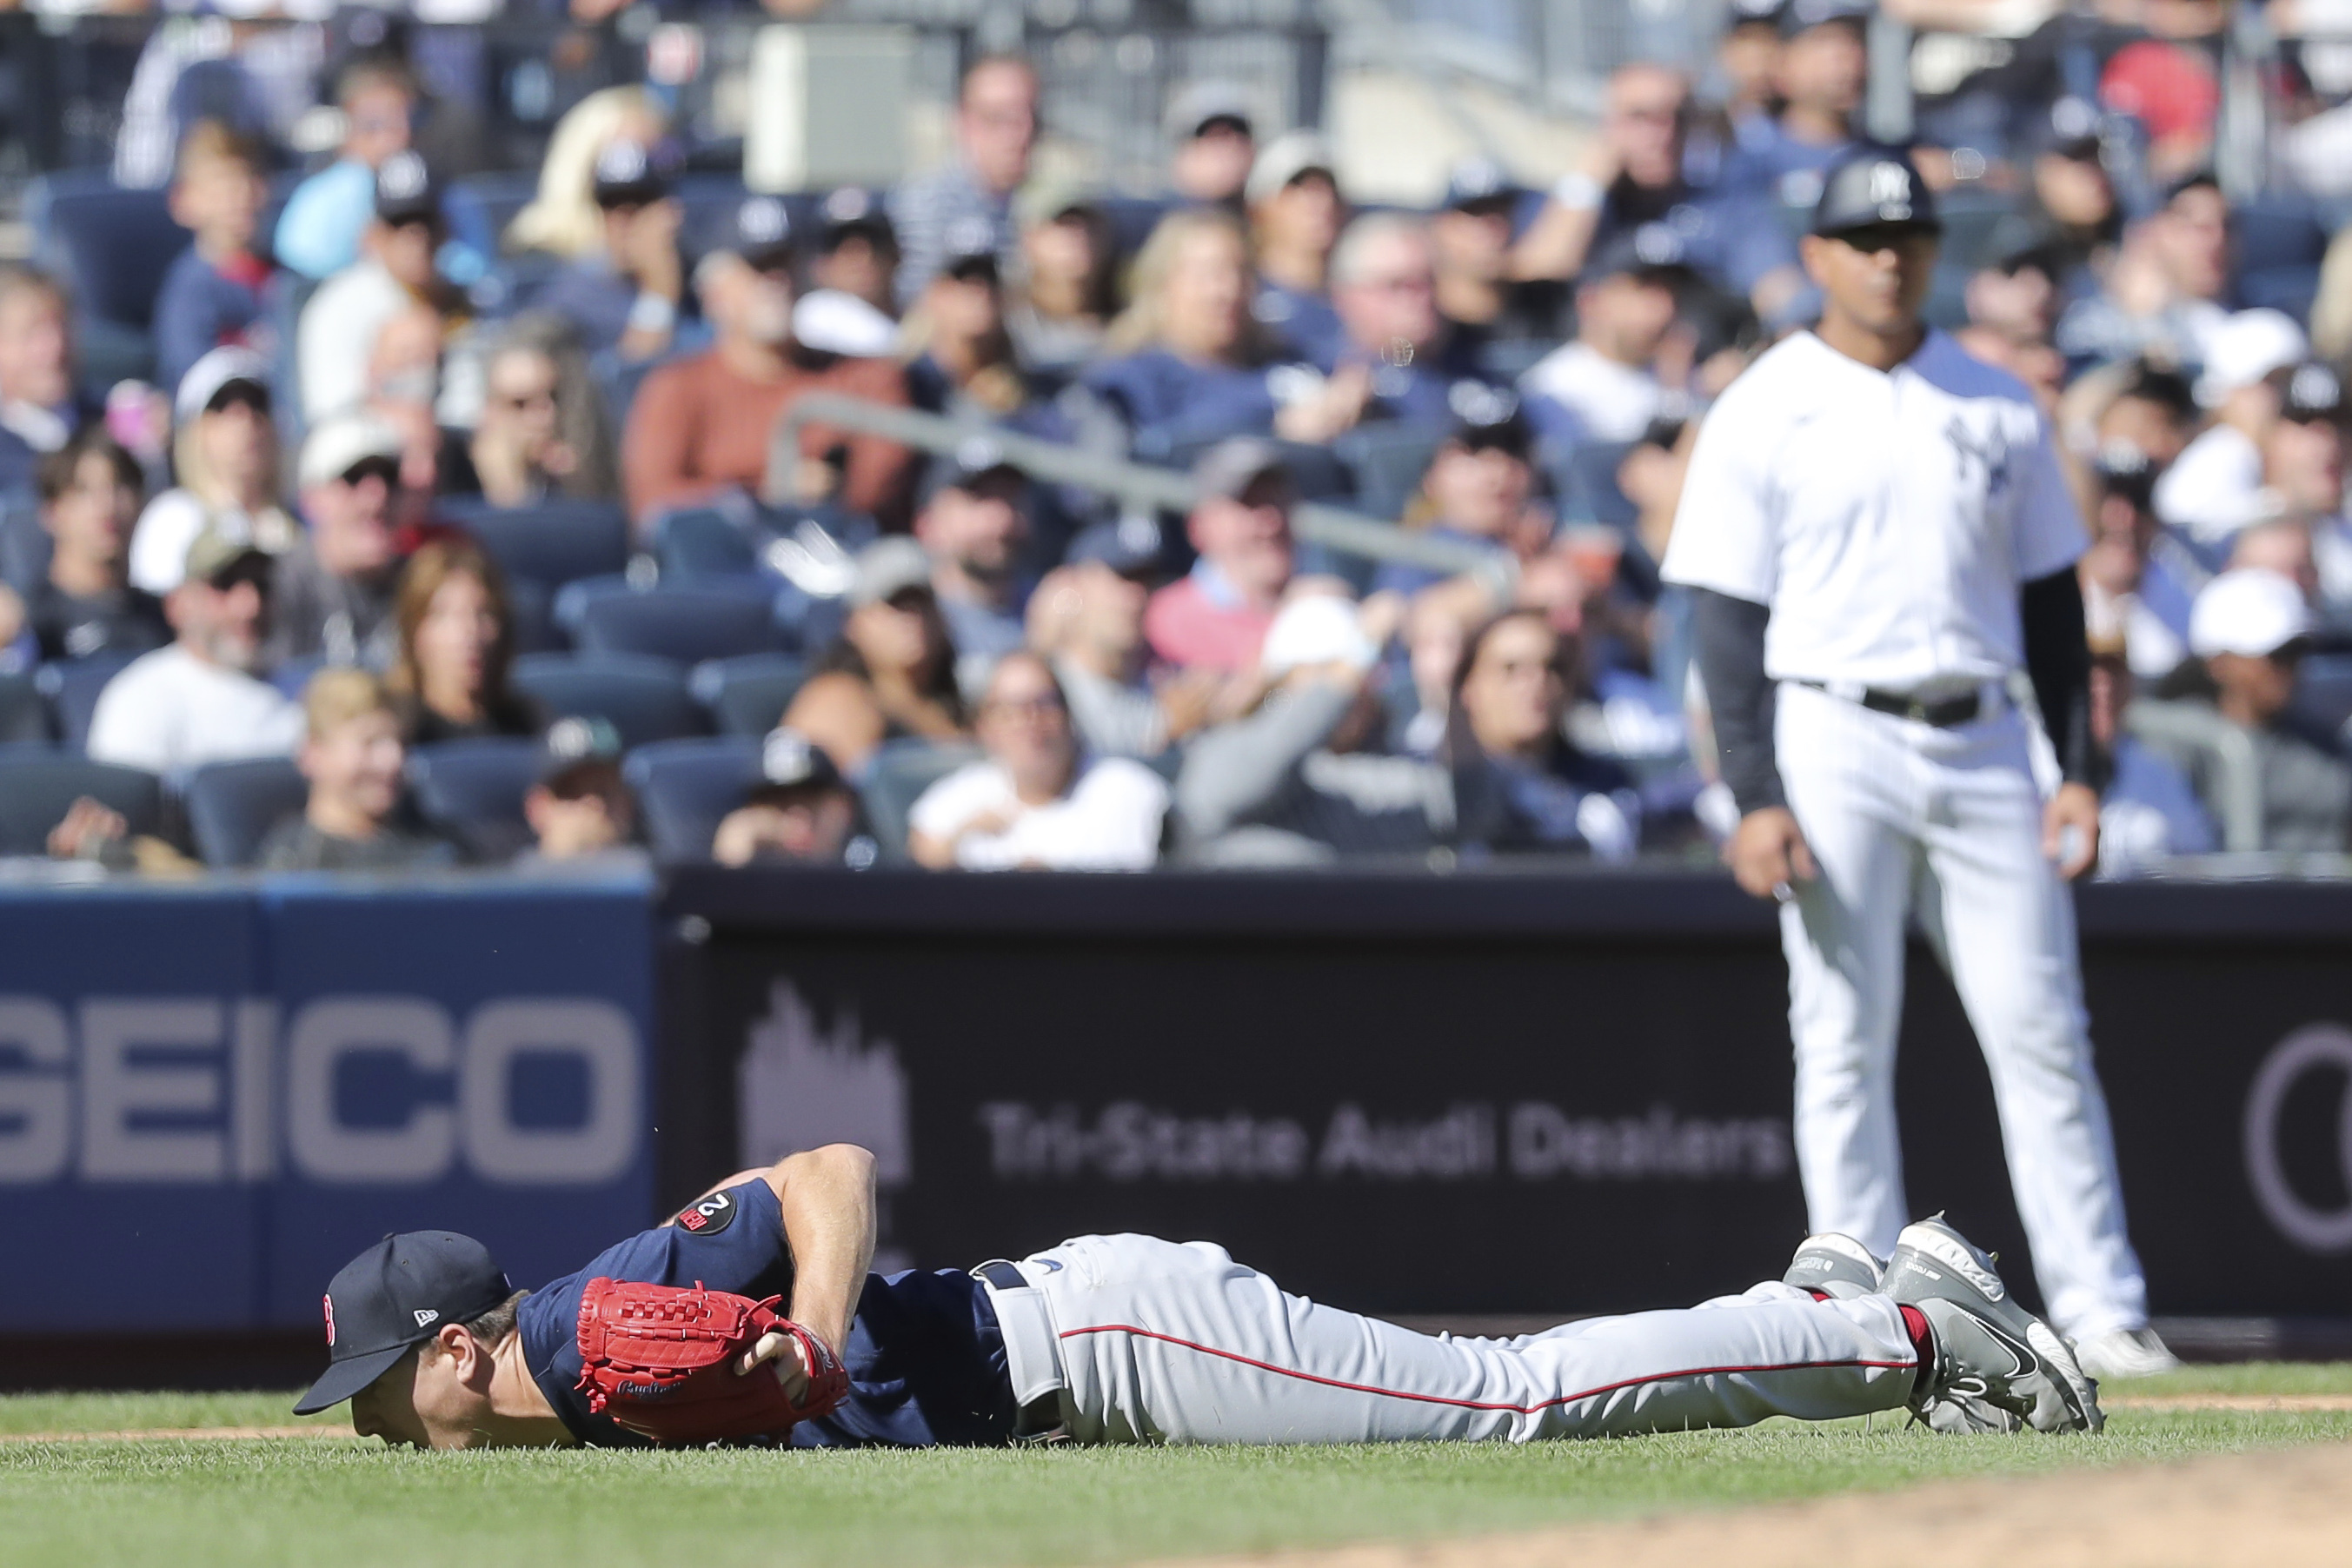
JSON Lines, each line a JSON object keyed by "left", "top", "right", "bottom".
{"left": 2072, "top": 1327, "right": 2183, "bottom": 1379}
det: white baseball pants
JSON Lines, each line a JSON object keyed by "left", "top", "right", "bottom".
{"left": 1012, "top": 1233, "right": 1919, "bottom": 1445}
{"left": 1774, "top": 681, "right": 2150, "bottom": 1339}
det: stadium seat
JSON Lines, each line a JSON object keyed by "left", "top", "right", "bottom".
{"left": 438, "top": 496, "right": 633, "bottom": 592}
{"left": 568, "top": 580, "right": 792, "bottom": 664}
{"left": 690, "top": 652, "right": 808, "bottom": 737}
{"left": 653, "top": 505, "right": 762, "bottom": 580}
{"left": 183, "top": 754, "right": 307, "bottom": 867}
{"left": 0, "top": 495, "right": 50, "bottom": 595}
{"left": 23, "top": 171, "right": 192, "bottom": 395}
{"left": 409, "top": 736, "right": 543, "bottom": 860}
{"left": 510, "top": 652, "right": 706, "bottom": 749}
{"left": 35, "top": 648, "right": 143, "bottom": 753}
{"left": 269, "top": 655, "right": 326, "bottom": 701}
{"left": 0, "top": 670, "right": 48, "bottom": 745}
{"left": 2291, "top": 653, "right": 2352, "bottom": 741}
{"left": 1338, "top": 425, "right": 1444, "bottom": 525}
{"left": 621, "top": 735, "right": 764, "bottom": 863}
{"left": 1551, "top": 441, "right": 1639, "bottom": 530}
{"left": 859, "top": 739, "right": 985, "bottom": 865}
{"left": 0, "top": 754, "right": 163, "bottom": 855}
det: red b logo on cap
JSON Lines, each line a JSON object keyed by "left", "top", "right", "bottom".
{"left": 322, "top": 1293, "right": 336, "bottom": 1347}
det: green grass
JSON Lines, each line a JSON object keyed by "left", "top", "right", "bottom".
{"left": 3, "top": 1371, "right": 2348, "bottom": 1568}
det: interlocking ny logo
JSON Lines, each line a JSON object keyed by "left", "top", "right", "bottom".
{"left": 1870, "top": 162, "right": 1911, "bottom": 206}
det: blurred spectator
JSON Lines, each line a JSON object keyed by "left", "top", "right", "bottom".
{"left": 1246, "top": 132, "right": 1346, "bottom": 367}
{"left": 1955, "top": 250, "right": 2067, "bottom": 409}
{"left": 531, "top": 137, "right": 686, "bottom": 362}
{"left": 1983, "top": 100, "right": 2123, "bottom": 298}
{"left": 2227, "top": 518, "right": 2321, "bottom": 605}
{"left": 2261, "top": 364, "right": 2348, "bottom": 534}
{"left": 465, "top": 315, "right": 620, "bottom": 507}
{"left": 269, "top": 415, "right": 408, "bottom": 670}
{"left": 1450, "top": 608, "right": 1640, "bottom": 856}
{"left": 0, "top": 267, "right": 90, "bottom": 499}
{"left": 2079, "top": 446, "right": 2195, "bottom": 682}
{"left": 131, "top": 348, "right": 295, "bottom": 597}
{"left": 808, "top": 188, "right": 902, "bottom": 320}
{"left": 257, "top": 668, "right": 460, "bottom": 872}
{"left": 1007, "top": 183, "right": 1117, "bottom": 382}
{"left": 518, "top": 717, "right": 646, "bottom": 873}
{"left": 2056, "top": 174, "right": 2232, "bottom": 373}
{"left": 112, "top": 13, "right": 316, "bottom": 189}
{"left": 1374, "top": 404, "right": 1547, "bottom": 598}
{"left": 1146, "top": 439, "right": 1299, "bottom": 673}
{"left": 2073, "top": 358, "right": 2199, "bottom": 474}
{"left": 1029, "top": 517, "right": 1202, "bottom": 761}
{"left": 2088, "top": 634, "right": 2216, "bottom": 874}
{"left": 85, "top": 532, "right": 302, "bottom": 774}
{"left": 1164, "top": 81, "right": 1258, "bottom": 210}
{"left": 912, "top": 442, "right": 1032, "bottom": 690}
{"left": 1512, "top": 64, "right": 1802, "bottom": 324}
{"left": 1316, "top": 214, "right": 1491, "bottom": 435}
{"left": 2099, "top": 9, "right": 2222, "bottom": 183}
{"left": 901, "top": 223, "right": 1034, "bottom": 421}
{"left": 1722, "top": 0, "right": 1869, "bottom": 207}
{"left": 0, "top": 432, "right": 166, "bottom": 665}
{"left": 298, "top": 153, "right": 453, "bottom": 428}
{"left": 2138, "top": 568, "right": 2349, "bottom": 852}
{"left": 1432, "top": 159, "right": 1566, "bottom": 350}
{"left": 275, "top": 55, "right": 422, "bottom": 283}
{"left": 1175, "top": 591, "right": 1458, "bottom": 863}
{"left": 622, "top": 203, "right": 914, "bottom": 526}
{"left": 2152, "top": 309, "right": 2309, "bottom": 542}
{"left": 781, "top": 538, "right": 969, "bottom": 774}
{"left": 711, "top": 728, "right": 865, "bottom": 868}
{"left": 507, "top": 87, "right": 671, "bottom": 262}
{"left": 155, "top": 121, "right": 275, "bottom": 398}
{"left": 1084, "top": 209, "right": 1297, "bottom": 454}
{"left": 1704, "top": 0, "right": 1786, "bottom": 161}
{"left": 891, "top": 55, "right": 1039, "bottom": 307}
{"left": 1389, "top": 579, "right": 1492, "bottom": 756}
{"left": 385, "top": 538, "right": 541, "bottom": 747}
{"left": 907, "top": 651, "right": 1167, "bottom": 871}
{"left": 1520, "top": 231, "right": 1684, "bottom": 444}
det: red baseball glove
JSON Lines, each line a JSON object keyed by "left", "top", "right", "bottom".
{"left": 574, "top": 1277, "right": 848, "bottom": 1445}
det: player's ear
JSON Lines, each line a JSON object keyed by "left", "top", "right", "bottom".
{"left": 434, "top": 1322, "right": 477, "bottom": 1373}
{"left": 1797, "top": 233, "right": 1832, "bottom": 289}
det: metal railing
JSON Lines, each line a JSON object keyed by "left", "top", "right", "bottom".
{"left": 766, "top": 391, "right": 1514, "bottom": 585}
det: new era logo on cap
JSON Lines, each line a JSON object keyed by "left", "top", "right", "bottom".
{"left": 414, "top": 1309, "right": 440, "bottom": 1328}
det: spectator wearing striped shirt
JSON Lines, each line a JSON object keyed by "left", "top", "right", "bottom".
{"left": 887, "top": 55, "right": 1038, "bottom": 309}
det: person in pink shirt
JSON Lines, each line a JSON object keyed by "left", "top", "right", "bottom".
{"left": 1145, "top": 438, "right": 1297, "bottom": 672}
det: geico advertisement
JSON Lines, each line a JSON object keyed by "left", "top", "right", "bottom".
{"left": 0, "top": 995, "right": 641, "bottom": 1186}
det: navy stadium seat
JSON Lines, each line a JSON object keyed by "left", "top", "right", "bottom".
{"left": 509, "top": 652, "right": 705, "bottom": 749}
{"left": 438, "top": 496, "right": 633, "bottom": 591}
{"left": 622, "top": 735, "right": 764, "bottom": 863}
{"left": 1551, "top": 441, "right": 1639, "bottom": 530}
{"left": 1, "top": 495, "right": 50, "bottom": 595}
{"left": 690, "top": 652, "right": 808, "bottom": 737}
{"left": 183, "top": 755, "right": 307, "bottom": 867}
{"left": 23, "top": 172, "right": 192, "bottom": 394}
{"left": 1338, "top": 425, "right": 1445, "bottom": 525}
{"left": 653, "top": 505, "right": 762, "bottom": 579}
{"left": 409, "top": 737, "right": 544, "bottom": 860}
{"left": 0, "top": 671, "right": 48, "bottom": 744}
{"left": 0, "top": 754, "right": 163, "bottom": 855}
{"left": 269, "top": 655, "right": 327, "bottom": 702}
{"left": 36, "top": 648, "right": 143, "bottom": 753}
{"left": 859, "top": 739, "right": 985, "bottom": 865}
{"left": 2291, "top": 653, "right": 2352, "bottom": 741}
{"left": 568, "top": 581, "right": 791, "bottom": 664}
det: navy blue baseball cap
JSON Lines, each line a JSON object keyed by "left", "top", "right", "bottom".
{"left": 1811, "top": 147, "right": 1943, "bottom": 237}
{"left": 294, "top": 1232, "right": 512, "bottom": 1414}
{"left": 1067, "top": 512, "right": 1168, "bottom": 578}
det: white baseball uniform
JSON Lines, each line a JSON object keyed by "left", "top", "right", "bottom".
{"left": 986, "top": 1233, "right": 1919, "bottom": 1444}
{"left": 1663, "top": 329, "right": 2154, "bottom": 1340}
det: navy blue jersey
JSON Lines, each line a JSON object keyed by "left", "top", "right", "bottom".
{"left": 517, "top": 1179, "right": 1015, "bottom": 1448}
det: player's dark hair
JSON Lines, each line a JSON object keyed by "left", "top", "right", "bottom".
{"left": 462, "top": 1289, "right": 529, "bottom": 1351}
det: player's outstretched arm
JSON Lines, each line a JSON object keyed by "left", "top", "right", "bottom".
{"left": 761, "top": 1145, "right": 877, "bottom": 1359}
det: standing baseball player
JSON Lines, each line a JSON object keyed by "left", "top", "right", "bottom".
{"left": 295, "top": 1143, "right": 2100, "bottom": 1451}
{"left": 1664, "top": 145, "right": 2173, "bottom": 1379}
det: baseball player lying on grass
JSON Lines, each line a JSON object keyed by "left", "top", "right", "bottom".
{"left": 297, "top": 1144, "right": 2103, "bottom": 1451}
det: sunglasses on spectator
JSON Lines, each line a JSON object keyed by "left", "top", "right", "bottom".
{"left": 338, "top": 456, "right": 402, "bottom": 488}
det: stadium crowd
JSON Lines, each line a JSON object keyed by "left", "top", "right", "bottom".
{"left": 5, "top": 0, "right": 2352, "bottom": 874}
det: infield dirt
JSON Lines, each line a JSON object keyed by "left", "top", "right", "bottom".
{"left": 1158, "top": 1438, "right": 2352, "bottom": 1568}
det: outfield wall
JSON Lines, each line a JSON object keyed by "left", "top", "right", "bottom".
{"left": 3, "top": 869, "right": 2350, "bottom": 1367}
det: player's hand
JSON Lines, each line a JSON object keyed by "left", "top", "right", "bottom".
{"left": 2043, "top": 781, "right": 2101, "bottom": 881}
{"left": 1725, "top": 806, "right": 1816, "bottom": 901}
{"left": 736, "top": 1330, "right": 814, "bottom": 1404}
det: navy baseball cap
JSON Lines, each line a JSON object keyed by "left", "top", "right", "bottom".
{"left": 1442, "top": 156, "right": 1516, "bottom": 213}
{"left": 373, "top": 151, "right": 441, "bottom": 227}
{"left": 1777, "top": 0, "right": 1870, "bottom": 39}
{"left": 294, "top": 1232, "right": 512, "bottom": 1414}
{"left": 1580, "top": 223, "right": 1696, "bottom": 287}
{"left": 1067, "top": 512, "right": 1168, "bottom": 578}
{"left": 591, "top": 137, "right": 675, "bottom": 209}
{"left": 916, "top": 435, "right": 1025, "bottom": 510}
{"left": 1811, "top": 147, "right": 1943, "bottom": 236}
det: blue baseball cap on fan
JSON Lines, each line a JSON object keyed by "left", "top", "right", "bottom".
{"left": 293, "top": 1232, "right": 512, "bottom": 1414}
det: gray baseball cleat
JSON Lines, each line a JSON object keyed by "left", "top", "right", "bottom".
{"left": 1785, "top": 1232, "right": 2018, "bottom": 1433}
{"left": 1884, "top": 1214, "right": 2103, "bottom": 1434}
{"left": 1784, "top": 1233, "right": 1884, "bottom": 1299}
{"left": 2073, "top": 1326, "right": 2183, "bottom": 1380}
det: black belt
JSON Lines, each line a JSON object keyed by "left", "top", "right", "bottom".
{"left": 975, "top": 1261, "right": 1067, "bottom": 1444}
{"left": 1798, "top": 681, "right": 1983, "bottom": 728}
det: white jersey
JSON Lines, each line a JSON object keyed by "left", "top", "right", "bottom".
{"left": 1662, "top": 329, "right": 2087, "bottom": 696}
